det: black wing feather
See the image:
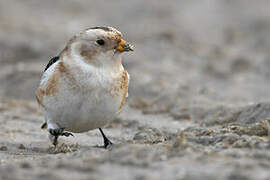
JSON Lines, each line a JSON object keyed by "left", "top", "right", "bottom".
{"left": 44, "top": 56, "right": 60, "bottom": 72}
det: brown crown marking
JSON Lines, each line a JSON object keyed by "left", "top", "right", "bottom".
{"left": 88, "top": 26, "right": 113, "bottom": 32}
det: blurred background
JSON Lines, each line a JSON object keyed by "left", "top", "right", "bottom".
{"left": 1, "top": 0, "right": 270, "bottom": 108}
{"left": 1, "top": 0, "right": 270, "bottom": 113}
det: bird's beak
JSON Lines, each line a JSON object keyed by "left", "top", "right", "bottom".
{"left": 115, "top": 39, "right": 134, "bottom": 52}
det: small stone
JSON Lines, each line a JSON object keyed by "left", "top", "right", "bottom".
{"left": 133, "top": 128, "right": 164, "bottom": 144}
{"left": 17, "top": 144, "right": 26, "bottom": 149}
{"left": 20, "top": 162, "right": 31, "bottom": 169}
{"left": 0, "top": 146, "right": 7, "bottom": 151}
{"left": 49, "top": 143, "right": 77, "bottom": 154}
{"left": 173, "top": 132, "right": 186, "bottom": 149}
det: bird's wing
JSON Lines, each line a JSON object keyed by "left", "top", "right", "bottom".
{"left": 36, "top": 56, "right": 61, "bottom": 108}
{"left": 36, "top": 57, "right": 62, "bottom": 128}
{"left": 118, "top": 70, "right": 129, "bottom": 111}
{"left": 44, "top": 56, "right": 60, "bottom": 72}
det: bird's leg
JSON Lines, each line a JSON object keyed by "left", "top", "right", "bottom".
{"left": 49, "top": 128, "right": 61, "bottom": 146}
{"left": 99, "top": 128, "right": 113, "bottom": 148}
{"left": 49, "top": 128, "right": 74, "bottom": 146}
{"left": 53, "top": 135, "right": 59, "bottom": 147}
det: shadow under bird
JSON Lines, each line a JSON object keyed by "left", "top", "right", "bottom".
{"left": 36, "top": 26, "right": 133, "bottom": 148}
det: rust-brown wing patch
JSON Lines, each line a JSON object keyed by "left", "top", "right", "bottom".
{"left": 45, "top": 68, "right": 60, "bottom": 96}
{"left": 36, "top": 87, "right": 45, "bottom": 107}
{"left": 118, "top": 70, "right": 129, "bottom": 111}
{"left": 36, "top": 63, "right": 62, "bottom": 107}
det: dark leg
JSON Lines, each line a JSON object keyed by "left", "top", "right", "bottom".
{"left": 99, "top": 128, "right": 113, "bottom": 148}
{"left": 49, "top": 128, "right": 74, "bottom": 146}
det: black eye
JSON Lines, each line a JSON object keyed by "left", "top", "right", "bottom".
{"left": 96, "top": 39, "right": 105, "bottom": 46}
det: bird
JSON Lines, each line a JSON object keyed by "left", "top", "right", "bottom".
{"left": 36, "top": 26, "right": 133, "bottom": 148}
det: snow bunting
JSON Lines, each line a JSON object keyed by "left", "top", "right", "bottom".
{"left": 36, "top": 27, "right": 133, "bottom": 148}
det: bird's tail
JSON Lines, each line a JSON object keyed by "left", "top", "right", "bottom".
{"left": 41, "top": 122, "right": 47, "bottom": 129}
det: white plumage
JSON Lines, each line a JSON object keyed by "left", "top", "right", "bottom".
{"left": 36, "top": 27, "right": 132, "bottom": 146}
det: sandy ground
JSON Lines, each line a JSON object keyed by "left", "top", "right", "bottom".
{"left": 1, "top": 0, "right": 270, "bottom": 179}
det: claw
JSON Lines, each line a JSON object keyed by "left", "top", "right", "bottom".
{"left": 49, "top": 128, "right": 73, "bottom": 146}
{"left": 49, "top": 128, "right": 64, "bottom": 136}
{"left": 99, "top": 128, "right": 113, "bottom": 149}
{"left": 61, "top": 132, "right": 74, "bottom": 137}
{"left": 53, "top": 136, "right": 58, "bottom": 147}
{"left": 104, "top": 139, "right": 113, "bottom": 149}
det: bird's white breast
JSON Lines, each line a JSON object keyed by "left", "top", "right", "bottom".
{"left": 41, "top": 59, "right": 125, "bottom": 133}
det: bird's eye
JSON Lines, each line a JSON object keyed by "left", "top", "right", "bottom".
{"left": 96, "top": 39, "right": 105, "bottom": 46}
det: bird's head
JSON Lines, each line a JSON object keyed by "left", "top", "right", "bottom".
{"left": 61, "top": 27, "right": 133, "bottom": 67}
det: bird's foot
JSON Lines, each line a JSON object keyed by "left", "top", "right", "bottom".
{"left": 99, "top": 128, "right": 113, "bottom": 149}
{"left": 49, "top": 128, "right": 74, "bottom": 147}
{"left": 104, "top": 138, "right": 113, "bottom": 149}
{"left": 49, "top": 128, "right": 74, "bottom": 137}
